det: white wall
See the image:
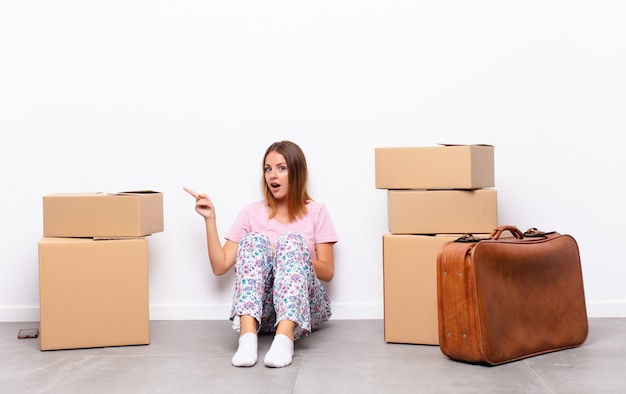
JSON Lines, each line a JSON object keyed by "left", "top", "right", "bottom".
{"left": 1, "top": 1, "right": 625, "bottom": 322}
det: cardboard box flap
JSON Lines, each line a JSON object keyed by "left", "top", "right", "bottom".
{"left": 115, "top": 190, "right": 161, "bottom": 196}
{"left": 438, "top": 143, "right": 494, "bottom": 147}
{"left": 48, "top": 191, "right": 160, "bottom": 197}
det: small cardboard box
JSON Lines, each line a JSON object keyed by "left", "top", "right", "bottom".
{"left": 388, "top": 189, "right": 497, "bottom": 234}
{"left": 375, "top": 144, "right": 494, "bottom": 190}
{"left": 38, "top": 237, "right": 150, "bottom": 350}
{"left": 383, "top": 234, "right": 483, "bottom": 345}
{"left": 43, "top": 191, "right": 163, "bottom": 237}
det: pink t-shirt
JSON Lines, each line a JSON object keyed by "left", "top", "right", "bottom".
{"left": 225, "top": 200, "right": 338, "bottom": 261}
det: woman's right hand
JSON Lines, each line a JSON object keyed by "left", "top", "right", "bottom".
{"left": 183, "top": 187, "right": 216, "bottom": 220}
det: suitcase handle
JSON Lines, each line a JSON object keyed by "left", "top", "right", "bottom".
{"left": 490, "top": 225, "right": 524, "bottom": 240}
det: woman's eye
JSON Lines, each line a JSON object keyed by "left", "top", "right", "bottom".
{"left": 264, "top": 165, "right": 287, "bottom": 173}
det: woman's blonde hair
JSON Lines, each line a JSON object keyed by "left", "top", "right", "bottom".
{"left": 262, "top": 141, "right": 311, "bottom": 222}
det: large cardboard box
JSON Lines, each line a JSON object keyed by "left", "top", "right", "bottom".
{"left": 38, "top": 237, "right": 150, "bottom": 350}
{"left": 383, "top": 234, "right": 465, "bottom": 345}
{"left": 375, "top": 145, "right": 494, "bottom": 190}
{"left": 388, "top": 189, "right": 497, "bottom": 234}
{"left": 43, "top": 191, "right": 163, "bottom": 237}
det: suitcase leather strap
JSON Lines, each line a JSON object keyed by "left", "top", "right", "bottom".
{"left": 455, "top": 226, "right": 555, "bottom": 243}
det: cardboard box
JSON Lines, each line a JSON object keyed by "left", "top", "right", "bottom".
{"left": 38, "top": 237, "right": 150, "bottom": 350}
{"left": 43, "top": 191, "right": 163, "bottom": 237}
{"left": 388, "top": 189, "right": 497, "bottom": 234}
{"left": 383, "top": 234, "right": 464, "bottom": 345}
{"left": 375, "top": 144, "right": 494, "bottom": 190}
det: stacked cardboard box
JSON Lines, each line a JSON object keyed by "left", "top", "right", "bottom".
{"left": 375, "top": 145, "right": 497, "bottom": 345}
{"left": 38, "top": 191, "right": 164, "bottom": 351}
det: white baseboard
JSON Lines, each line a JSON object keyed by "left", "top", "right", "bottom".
{"left": 148, "top": 302, "right": 384, "bottom": 321}
{"left": 585, "top": 301, "right": 626, "bottom": 318}
{"left": 2, "top": 301, "right": 624, "bottom": 322}
{"left": 0, "top": 307, "right": 40, "bottom": 323}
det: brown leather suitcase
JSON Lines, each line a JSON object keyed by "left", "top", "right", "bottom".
{"left": 437, "top": 225, "right": 588, "bottom": 366}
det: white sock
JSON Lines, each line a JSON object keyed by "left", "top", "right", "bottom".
{"left": 231, "top": 333, "right": 258, "bottom": 367}
{"left": 264, "top": 334, "right": 294, "bottom": 368}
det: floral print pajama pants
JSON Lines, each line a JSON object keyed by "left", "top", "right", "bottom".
{"left": 230, "top": 231, "right": 332, "bottom": 340}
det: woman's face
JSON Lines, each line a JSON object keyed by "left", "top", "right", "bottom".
{"left": 264, "top": 151, "right": 289, "bottom": 201}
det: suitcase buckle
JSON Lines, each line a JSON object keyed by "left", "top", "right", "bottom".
{"left": 523, "top": 228, "right": 556, "bottom": 238}
{"left": 455, "top": 233, "right": 489, "bottom": 243}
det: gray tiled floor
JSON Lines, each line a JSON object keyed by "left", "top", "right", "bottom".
{"left": 2, "top": 318, "right": 625, "bottom": 393}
